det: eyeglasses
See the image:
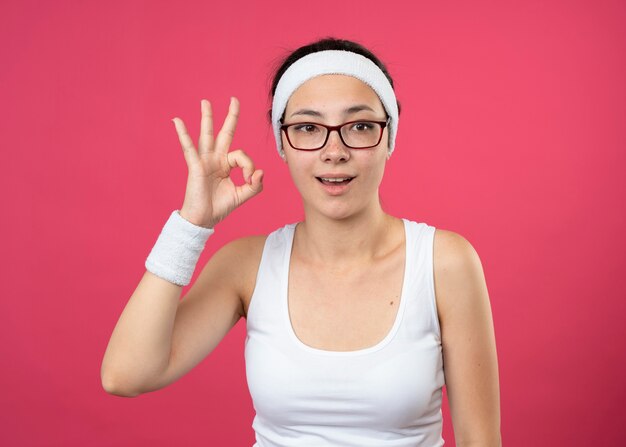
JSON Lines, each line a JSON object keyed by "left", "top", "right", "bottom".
{"left": 280, "top": 118, "right": 390, "bottom": 151}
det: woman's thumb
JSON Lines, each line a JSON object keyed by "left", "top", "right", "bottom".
{"left": 238, "top": 169, "right": 264, "bottom": 204}
{"left": 252, "top": 170, "right": 264, "bottom": 191}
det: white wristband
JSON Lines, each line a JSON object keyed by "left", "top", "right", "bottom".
{"left": 145, "top": 210, "right": 215, "bottom": 286}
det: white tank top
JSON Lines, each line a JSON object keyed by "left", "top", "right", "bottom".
{"left": 244, "top": 219, "right": 445, "bottom": 447}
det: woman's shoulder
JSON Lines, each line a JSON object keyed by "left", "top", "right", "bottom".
{"left": 215, "top": 222, "right": 294, "bottom": 272}
{"left": 400, "top": 217, "right": 480, "bottom": 270}
{"left": 433, "top": 228, "right": 481, "bottom": 267}
{"left": 218, "top": 233, "right": 268, "bottom": 267}
{"left": 432, "top": 227, "right": 488, "bottom": 322}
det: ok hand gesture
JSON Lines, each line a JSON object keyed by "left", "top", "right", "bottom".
{"left": 172, "top": 97, "right": 264, "bottom": 228}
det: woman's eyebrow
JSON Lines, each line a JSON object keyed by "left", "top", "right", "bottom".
{"left": 289, "top": 104, "right": 376, "bottom": 118}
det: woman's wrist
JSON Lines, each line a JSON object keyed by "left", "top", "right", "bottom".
{"left": 145, "top": 210, "right": 215, "bottom": 286}
{"left": 178, "top": 208, "right": 215, "bottom": 229}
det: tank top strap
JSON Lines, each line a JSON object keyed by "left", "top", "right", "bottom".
{"left": 245, "top": 223, "right": 296, "bottom": 335}
{"left": 396, "top": 220, "right": 441, "bottom": 342}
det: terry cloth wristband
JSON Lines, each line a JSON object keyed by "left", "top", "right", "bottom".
{"left": 145, "top": 210, "right": 215, "bottom": 286}
{"left": 271, "top": 49, "right": 399, "bottom": 159}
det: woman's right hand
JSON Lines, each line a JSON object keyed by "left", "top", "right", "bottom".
{"left": 172, "top": 97, "right": 264, "bottom": 229}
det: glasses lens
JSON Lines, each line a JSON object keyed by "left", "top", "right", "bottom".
{"left": 287, "top": 123, "right": 327, "bottom": 150}
{"left": 341, "top": 121, "right": 383, "bottom": 148}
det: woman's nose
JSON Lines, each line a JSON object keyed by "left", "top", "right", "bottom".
{"left": 321, "top": 130, "right": 350, "bottom": 159}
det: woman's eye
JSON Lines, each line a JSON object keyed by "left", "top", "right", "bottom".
{"left": 294, "top": 124, "right": 319, "bottom": 133}
{"left": 352, "top": 122, "right": 373, "bottom": 131}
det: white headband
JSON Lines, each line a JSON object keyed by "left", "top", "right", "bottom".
{"left": 271, "top": 49, "right": 399, "bottom": 159}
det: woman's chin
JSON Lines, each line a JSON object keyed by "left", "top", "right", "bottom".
{"left": 305, "top": 201, "right": 361, "bottom": 221}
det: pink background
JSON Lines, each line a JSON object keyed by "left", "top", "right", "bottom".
{"left": 1, "top": 0, "right": 624, "bottom": 445}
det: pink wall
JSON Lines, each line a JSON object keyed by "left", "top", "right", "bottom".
{"left": 1, "top": 0, "right": 624, "bottom": 445}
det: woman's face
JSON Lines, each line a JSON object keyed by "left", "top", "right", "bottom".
{"left": 281, "top": 74, "right": 390, "bottom": 220}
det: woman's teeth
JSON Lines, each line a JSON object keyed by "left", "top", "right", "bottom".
{"left": 317, "top": 177, "right": 353, "bottom": 185}
{"left": 321, "top": 177, "right": 350, "bottom": 182}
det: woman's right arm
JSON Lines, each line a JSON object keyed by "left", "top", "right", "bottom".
{"left": 100, "top": 97, "right": 264, "bottom": 397}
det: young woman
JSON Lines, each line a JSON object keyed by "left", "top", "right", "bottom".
{"left": 101, "top": 37, "right": 502, "bottom": 447}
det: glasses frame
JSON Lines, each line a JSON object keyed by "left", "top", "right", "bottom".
{"left": 279, "top": 117, "right": 390, "bottom": 151}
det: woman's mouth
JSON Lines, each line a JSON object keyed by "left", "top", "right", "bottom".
{"left": 316, "top": 176, "right": 354, "bottom": 186}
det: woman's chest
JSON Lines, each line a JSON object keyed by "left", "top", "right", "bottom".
{"left": 286, "top": 252, "right": 406, "bottom": 352}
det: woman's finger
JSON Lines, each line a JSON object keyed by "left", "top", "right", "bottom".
{"left": 214, "top": 97, "right": 240, "bottom": 155}
{"left": 198, "top": 99, "right": 214, "bottom": 155}
{"left": 172, "top": 117, "right": 200, "bottom": 167}
{"left": 226, "top": 149, "right": 256, "bottom": 184}
{"left": 235, "top": 169, "right": 264, "bottom": 204}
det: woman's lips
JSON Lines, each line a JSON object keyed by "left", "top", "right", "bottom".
{"left": 315, "top": 176, "right": 355, "bottom": 194}
{"left": 316, "top": 177, "right": 354, "bottom": 185}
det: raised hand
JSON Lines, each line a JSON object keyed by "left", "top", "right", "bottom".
{"left": 172, "top": 97, "right": 264, "bottom": 228}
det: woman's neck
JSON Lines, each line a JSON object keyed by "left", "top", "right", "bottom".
{"left": 295, "top": 201, "right": 400, "bottom": 268}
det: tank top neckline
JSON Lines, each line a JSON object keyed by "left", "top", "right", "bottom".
{"left": 280, "top": 218, "right": 411, "bottom": 357}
